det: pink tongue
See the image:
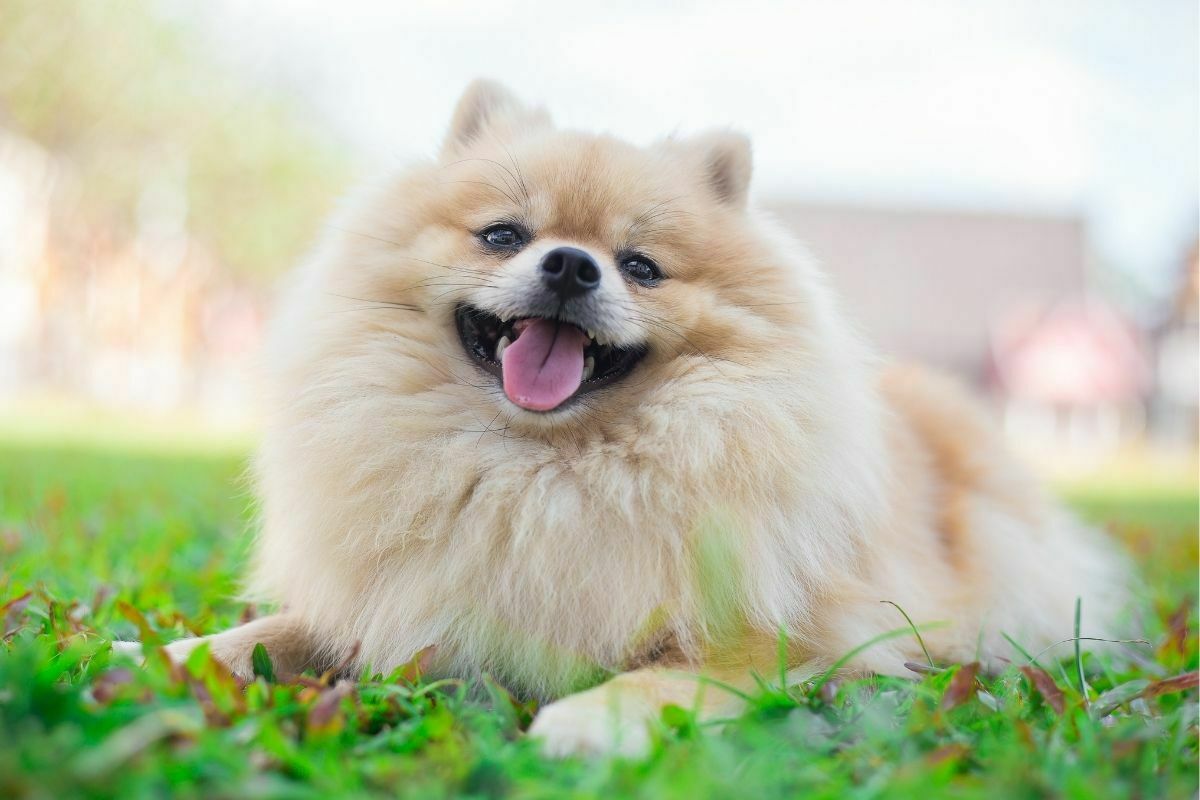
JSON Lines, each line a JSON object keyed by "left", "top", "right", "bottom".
{"left": 501, "top": 319, "right": 588, "bottom": 411}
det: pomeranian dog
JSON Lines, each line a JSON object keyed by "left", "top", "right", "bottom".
{"left": 160, "top": 80, "right": 1128, "bottom": 757}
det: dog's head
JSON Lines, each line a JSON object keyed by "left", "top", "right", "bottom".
{"left": 311, "top": 80, "right": 821, "bottom": 434}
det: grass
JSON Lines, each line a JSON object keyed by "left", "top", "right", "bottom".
{"left": 0, "top": 438, "right": 1196, "bottom": 799}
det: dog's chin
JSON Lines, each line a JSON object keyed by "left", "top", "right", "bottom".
{"left": 454, "top": 304, "right": 647, "bottom": 414}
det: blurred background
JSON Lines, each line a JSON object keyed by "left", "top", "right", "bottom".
{"left": 0, "top": 0, "right": 1195, "bottom": 479}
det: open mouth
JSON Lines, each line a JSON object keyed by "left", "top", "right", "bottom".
{"left": 455, "top": 305, "right": 646, "bottom": 412}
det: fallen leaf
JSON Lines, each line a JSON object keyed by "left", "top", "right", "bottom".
{"left": 1020, "top": 665, "right": 1065, "bottom": 713}
{"left": 941, "top": 662, "right": 980, "bottom": 711}
{"left": 396, "top": 644, "right": 437, "bottom": 684}
{"left": 308, "top": 681, "right": 356, "bottom": 731}
{"left": 290, "top": 674, "right": 327, "bottom": 690}
{"left": 927, "top": 742, "right": 969, "bottom": 766}
{"left": 326, "top": 640, "right": 362, "bottom": 682}
{"left": 1143, "top": 671, "right": 1198, "bottom": 699}
{"left": 92, "top": 668, "right": 136, "bottom": 705}
{"left": 315, "top": 640, "right": 363, "bottom": 686}
{"left": 1, "top": 591, "right": 32, "bottom": 639}
{"left": 1162, "top": 599, "right": 1191, "bottom": 657}
{"left": 116, "top": 601, "right": 157, "bottom": 644}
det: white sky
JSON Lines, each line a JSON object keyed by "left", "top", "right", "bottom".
{"left": 196, "top": 0, "right": 1198, "bottom": 306}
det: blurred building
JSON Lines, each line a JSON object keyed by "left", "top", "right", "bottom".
{"left": 768, "top": 201, "right": 1172, "bottom": 452}
{"left": 769, "top": 201, "right": 1087, "bottom": 381}
{"left": 0, "top": 128, "right": 265, "bottom": 422}
{"left": 1151, "top": 242, "right": 1200, "bottom": 446}
{"left": 0, "top": 129, "right": 55, "bottom": 393}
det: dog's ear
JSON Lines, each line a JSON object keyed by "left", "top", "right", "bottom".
{"left": 682, "top": 130, "right": 753, "bottom": 209}
{"left": 442, "top": 79, "right": 550, "bottom": 159}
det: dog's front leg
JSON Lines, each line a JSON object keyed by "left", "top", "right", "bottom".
{"left": 528, "top": 667, "right": 749, "bottom": 758}
{"left": 148, "top": 613, "right": 331, "bottom": 679}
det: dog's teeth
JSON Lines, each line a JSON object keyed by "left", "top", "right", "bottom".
{"left": 495, "top": 335, "right": 511, "bottom": 361}
{"left": 582, "top": 356, "right": 594, "bottom": 381}
{"left": 587, "top": 329, "right": 596, "bottom": 340}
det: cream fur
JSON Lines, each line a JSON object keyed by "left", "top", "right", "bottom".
{"left": 165, "top": 81, "right": 1130, "bottom": 756}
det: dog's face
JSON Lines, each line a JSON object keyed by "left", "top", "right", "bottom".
{"left": 323, "top": 81, "right": 807, "bottom": 433}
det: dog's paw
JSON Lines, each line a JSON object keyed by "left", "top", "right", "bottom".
{"left": 109, "top": 638, "right": 216, "bottom": 672}
{"left": 527, "top": 693, "right": 653, "bottom": 759}
{"left": 161, "top": 637, "right": 206, "bottom": 667}
{"left": 162, "top": 636, "right": 254, "bottom": 678}
{"left": 109, "top": 639, "right": 200, "bottom": 666}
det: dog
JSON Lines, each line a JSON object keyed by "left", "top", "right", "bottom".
{"left": 159, "top": 80, "right": 1128, "bottom": 757}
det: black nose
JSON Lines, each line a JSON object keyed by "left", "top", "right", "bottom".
{"left": 540, "top": 246, "right": 601, "bottom": 300}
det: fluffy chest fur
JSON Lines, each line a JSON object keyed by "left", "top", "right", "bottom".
{"left": 250, "top": 317, "right": 887, "bottom": 697}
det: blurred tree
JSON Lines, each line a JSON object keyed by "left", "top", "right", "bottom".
{"left": 0, "top": 0, "right": 349, "bottom": 280}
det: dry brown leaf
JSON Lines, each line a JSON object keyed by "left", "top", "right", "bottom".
{"left": 926, "top": 742, "right": 969, "bottom": 766}
{"left": 308, "top": 681, "right": 356, "bottom": 731}
{"left": 1020, "top": 665, "right": 1066, "bottom": 714}
{"left": 116, "top": 601, "right": 156, "bottom": 643}
{"left": 316, "top": 640, "right": 363, "bottom": 686}
{"left": 92, "top": 668, "right": 136, "bottom": 705}
{"left": 941, "top": 662, "right": 980, "bottom": 711}
{"left": 1144, "top": 671, "right": 1199, "bottom": 699}
{"left": 1, "top": 591, "right": 32, "bottom": 639}
{"left": 1163, "top": 601, "right": 1192, "bottom": 657}
{"left": 397, "top": 644, "right": 438, "bottom": 684}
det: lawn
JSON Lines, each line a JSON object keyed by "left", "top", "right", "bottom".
{"left": 1, "top": 436, "right": 1196, "bottom": 799}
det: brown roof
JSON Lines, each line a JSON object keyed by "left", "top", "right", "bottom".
{"left": 765, "top": 201, "right": 1087, "bottom": 380}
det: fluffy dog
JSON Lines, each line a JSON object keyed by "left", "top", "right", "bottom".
{"left": 163, "top": 81, "right": 1128, "bottom": 757}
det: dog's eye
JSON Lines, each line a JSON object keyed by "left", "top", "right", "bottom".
{"left": 620, "top": 255, "right": 663, "bottom": 285}
{"left": 479, "top": 224, "right": 524, "bottom": 250}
